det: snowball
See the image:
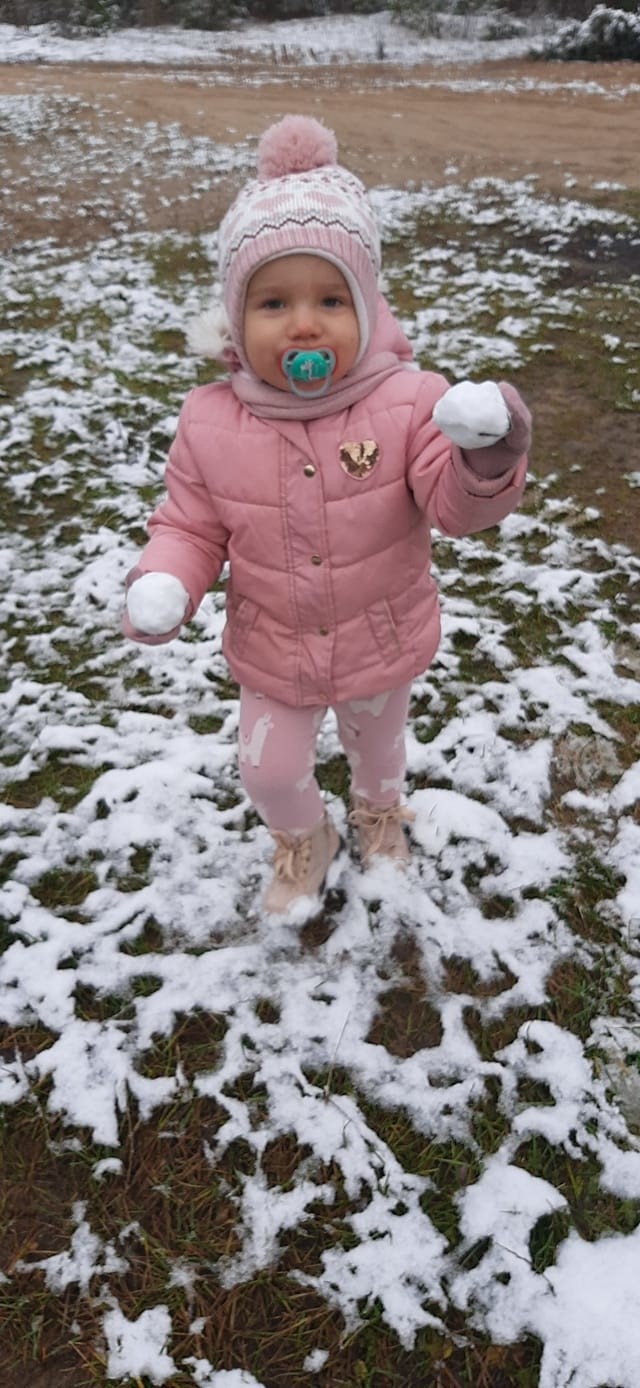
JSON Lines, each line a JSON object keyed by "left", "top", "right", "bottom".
{"left": 126, "top": 572, "right": 189, "bottom": 635}
{"left": 433, "top": 380, "right": 510, "bottom": 449}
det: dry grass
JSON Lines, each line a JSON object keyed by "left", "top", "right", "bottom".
{"left": 0, "top": 1085, "right": 547, "bottom": 1386}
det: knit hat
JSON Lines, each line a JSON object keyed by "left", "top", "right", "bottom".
{"left": 216, "top": 115, "right": 381, "bottom": 365}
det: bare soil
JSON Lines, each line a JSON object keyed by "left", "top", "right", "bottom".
{"left": 3, "top": 57, "right": 640, "bottom": 206}
{"left": 2, "top": 57, "right": 639, "bottom": 543}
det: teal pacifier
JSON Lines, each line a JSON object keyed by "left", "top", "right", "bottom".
{"left": 281, "top": 348, "right": 336, "bottom": 398}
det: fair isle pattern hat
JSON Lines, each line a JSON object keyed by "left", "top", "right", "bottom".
{"left": 218, "top": 115, "right": 382, "bottom": 364}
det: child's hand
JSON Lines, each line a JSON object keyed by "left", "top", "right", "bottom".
{"left": 124, "top": 571, "right": 190, "bottom": 641}
{"left": 434, "top": 380, "right": 531, "bottom": 478}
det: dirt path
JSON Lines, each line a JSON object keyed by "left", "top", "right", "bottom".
{"left": 3, "top": 57, "right": 640, "bottom": 207}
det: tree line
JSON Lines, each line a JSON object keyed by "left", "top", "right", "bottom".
{"left": 0, "top": 0, "right": 380, "bottom": 29}
{"left": 1, "top": 0, "right": 635, "bottom": 34}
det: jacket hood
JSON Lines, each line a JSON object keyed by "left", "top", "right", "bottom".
{"left": 185, "top": 292, "right": 417, "bottom": 422}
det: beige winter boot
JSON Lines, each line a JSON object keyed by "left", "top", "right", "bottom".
{"left": 349, "top": 795, "right": 415, "bottom": 867}
{"left": 262, "top": 813, "right": 341, "bottom": 913}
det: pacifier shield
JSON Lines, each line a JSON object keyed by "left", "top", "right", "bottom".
{"left": 281, "top": 348, "right": 336, "bottom": 397}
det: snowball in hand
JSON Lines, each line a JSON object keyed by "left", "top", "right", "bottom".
{"left": 433, "top": 380, "right": 511, "bottom": 450}
{"left": 126, "top": 572, "right": 189, "bottom": 635}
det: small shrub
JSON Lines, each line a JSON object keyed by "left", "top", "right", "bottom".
{"left": 391, "top": 0, "right": 443, "bottom": 37}
{"left": 479, "top": 4, "right": 527, "bottom": 37}
{"left": 392, "top": 0, "right": 529, "bottom": 41}
{"left": 541, "top": 3, "right": 640, "bottom": 59}
{"left": 57, "top": 0, "right": 122, "bottom": 30}
{"left": 177, "top": 0, "right": 247, "bottom": 29}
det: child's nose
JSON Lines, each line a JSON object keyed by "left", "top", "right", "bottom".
{"left": 289, "top": 304, "right": 320, "bottom": 338}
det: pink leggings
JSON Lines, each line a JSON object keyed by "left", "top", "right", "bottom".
{"left": 238, "top": 682, "right": 412, "bottom": 834}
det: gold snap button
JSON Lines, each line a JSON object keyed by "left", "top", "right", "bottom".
{"left": 319, "top": 626, "right": 329, "bottom": 636}
{"left": 303, "top": 463, "right": 316, "bottom": 477}
{"left": 311, "top": 555, "right": 322, "bottom": 566}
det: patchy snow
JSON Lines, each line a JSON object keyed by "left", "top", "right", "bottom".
{"left": 477, "top": 1224, "right": 640, "bottom": 1388}
{"left": 0, "top": 12, "right": 541, "bottom": 69}
{"left": 1, "top": 54, "right": 640, "bottom": 1388}
{"left": 16, "top": 1201, "right": 128, "bottom": 1293}
{"left": 103, "top": 1304, "right": 177, "bottom": 1383}
{"left": 185, "top": 1366, "right": 266, "bottom": 1388}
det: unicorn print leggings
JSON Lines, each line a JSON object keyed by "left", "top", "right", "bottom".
{"left": 238, "top": 682, "right": 413, "bottom": 835}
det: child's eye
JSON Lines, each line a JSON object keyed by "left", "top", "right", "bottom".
{"left": 322, "top": 296, "right": 344, "bottom": 308}
{"left": 260, "top": 297, "right": 285, "bottom": 311}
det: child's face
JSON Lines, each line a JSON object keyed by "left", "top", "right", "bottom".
{"left": 243, "top": 254, "right": 360, "bottom": 392}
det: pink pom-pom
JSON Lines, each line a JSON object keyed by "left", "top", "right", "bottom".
{"left": 257, "top": 115, "right": 338, "bottom": 180}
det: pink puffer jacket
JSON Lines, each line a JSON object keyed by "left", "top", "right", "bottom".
{"left": 130, "top": 370, "right": 527, "bottom": 706}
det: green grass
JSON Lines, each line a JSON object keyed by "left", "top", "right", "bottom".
{"left": 145, "top": 236, "right": 212, "bottom": 290}
{"left": 545, "top": 850, "right": 628, "bottom": 946}
{"left": 515, "top": 1136, "right": 640, "bottom": 1246}
{"left": 2, "top": 759, "right": 106, "bottom": 813}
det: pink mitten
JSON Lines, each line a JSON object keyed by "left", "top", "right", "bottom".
{"left": 122, "top": 568, "right": 191, "bottom": 645}
{"left": 462, "top": 382, "right": 532, "bottom": 478}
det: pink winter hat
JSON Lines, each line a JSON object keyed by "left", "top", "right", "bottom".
{"left": 217, "top": 115, "right": 381, "bottom": 363}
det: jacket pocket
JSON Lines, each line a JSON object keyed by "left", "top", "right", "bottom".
{"left": 365, "top": 599, "right": 403, "bottom": 664}
{"left": 229, "top": 595, "right": 260, "bottom": 658}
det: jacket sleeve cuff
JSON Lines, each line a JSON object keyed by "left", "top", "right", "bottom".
{"left": 451, "top": 444, "right": 526, "bottom": 497}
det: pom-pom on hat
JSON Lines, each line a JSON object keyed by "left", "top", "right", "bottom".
{"left": 218, "top": 114, "right": 381, "bottom": 365}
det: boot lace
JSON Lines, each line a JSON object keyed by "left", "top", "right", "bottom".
{"left": 348, "top": 800, "right": 415, "bottom": 857}
{"left": 271, "top": 832, "right": 313, "bottom": 884}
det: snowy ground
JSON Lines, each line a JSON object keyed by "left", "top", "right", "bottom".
{"left": 1, "top": 31, "right": 640, "bottom": 1388}
{"left": 0, "top": 10, "right": 543, "bottom": 69}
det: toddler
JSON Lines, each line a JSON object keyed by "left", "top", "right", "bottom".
{"left": 123, "top": 115, "right": 531, "bottom": 913}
